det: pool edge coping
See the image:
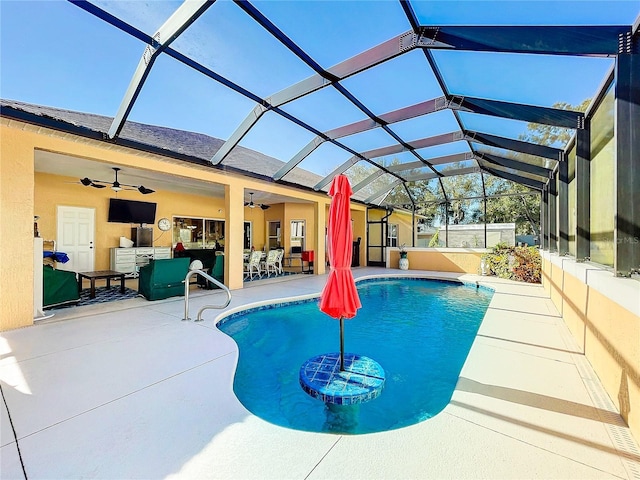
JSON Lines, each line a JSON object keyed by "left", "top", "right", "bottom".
{"left": 213, "top": 273, "right": 496, "bottom": 328}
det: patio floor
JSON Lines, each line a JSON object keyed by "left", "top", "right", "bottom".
{"left": 1, "top": 268, "right": 639, "bottom": 479}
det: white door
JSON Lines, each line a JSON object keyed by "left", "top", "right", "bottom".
{"left": 57, "top": 206, "right": 95, "bottom": 272}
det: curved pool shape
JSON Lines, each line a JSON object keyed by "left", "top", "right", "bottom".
{"left": 218, "top": 278, "right": 493, "bottom": 434}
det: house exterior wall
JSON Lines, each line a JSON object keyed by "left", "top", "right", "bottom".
{"left": 367, "top": 208, "right": 414, "bottom": 246}
{"left": 35, "top": 171, "right": 227, "bottom": 270}
{"left": 0, "top": 126, "right": 35, "bottom": 330}
{"left": 542, "top": 252, "right": 640, "bottom": 442}
{"left": 263, "top": 204, "right": 285, "bottom": 250}
{"left": 392, "top": 211, "right": 414, "bottom": 247}
{"left": 0, "top": 120, "right": 337, "bottom": 331}
{"left": 244, "top": 208, "right": 266, "bottom": 251}
{"left": 284, "top": 202, "right": 315, "bottom": 252}
{"left": 352, "top": 208, "right": 366, "bottom": 267}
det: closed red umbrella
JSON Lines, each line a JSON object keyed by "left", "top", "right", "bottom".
{"left": 320, "top": 175, "right": 361, "bottom": 370}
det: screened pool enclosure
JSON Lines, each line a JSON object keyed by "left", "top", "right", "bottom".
{"left": 3, "top": 0, "right": 639, "bottom": 276}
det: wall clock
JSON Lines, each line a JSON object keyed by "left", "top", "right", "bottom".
{"left": 157, "top": 217, "right": 171, "bottom": 231}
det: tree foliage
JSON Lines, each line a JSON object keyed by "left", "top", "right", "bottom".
{"left": 345, "top": 99, "right": 590, "bottom": 238}
{"left": 518, "top": 99, "right": 590, "bottom": 146}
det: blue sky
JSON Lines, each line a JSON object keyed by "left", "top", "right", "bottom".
{"left": 2, "top": 0, "right": 639, "bottom": 180}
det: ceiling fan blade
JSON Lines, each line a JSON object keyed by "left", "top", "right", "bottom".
{"left": 76, "top": 168, "right": 155, "bottom": 194}
{"left": 260, "top": 204, "right": 270, "bottom": 210}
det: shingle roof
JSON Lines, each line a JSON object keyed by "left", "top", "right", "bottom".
{"left": 0, "top": 98, "right": 330, "bottom": 193}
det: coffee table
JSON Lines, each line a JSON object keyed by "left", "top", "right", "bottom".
{"left": 77, "top": 270, "right": 126, "bottom": 299}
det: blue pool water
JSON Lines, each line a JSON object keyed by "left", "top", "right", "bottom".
{"left": 218, "top": 278, "right": 493, "bottom": 434}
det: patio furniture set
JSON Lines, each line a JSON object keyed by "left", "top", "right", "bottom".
{"left": 244, "top": 249, "right": 284, "bottom": 280}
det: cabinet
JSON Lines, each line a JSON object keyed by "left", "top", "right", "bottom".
{"left": 153, "top": 247, "right": 171, "bottom": 259}
{"left": 110, "top": 247, "right": 172, "bottom": 276}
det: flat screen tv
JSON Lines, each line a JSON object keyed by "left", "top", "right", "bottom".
{"left": 108, "top": 198, "right": 157, "bottom": 225}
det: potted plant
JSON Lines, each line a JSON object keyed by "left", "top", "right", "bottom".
{"left": 398, "top": 244, "right": 409, "bottom": 270}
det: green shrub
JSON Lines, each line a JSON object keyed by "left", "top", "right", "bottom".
{"left": 481, "top": 243, "right": 541, "bottom": 283}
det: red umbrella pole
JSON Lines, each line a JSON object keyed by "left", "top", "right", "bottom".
{"left": 340, "top": 316, "right": 345, "bottom": 371}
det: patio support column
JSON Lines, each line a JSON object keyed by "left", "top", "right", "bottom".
{"left": 0, "top": 136, "right": 35, "bottom": 330}
{"left": 225, "top": 184, "right": 245, "bottom": 290}
{"left": 411, "top": 205, "right": 416, "bottom": 247}
{"left": 481, "top": 173, "right": 487, "bottom": 248}
{"left": 576, "top": 121, "right": 591, "bottom": 261}
{"left": 444, "top": 202, "right": 450, "bottom": 248}
{"left": 548, "top": 172, "right": 558, "bottom": 253}
{"left": 558, "top": 153, "right": 569, "bottom": 255}
{"left": 314, "top": 201, "right": 327, "bottom": 275}
{"left": 541, "top": 186, "right": 548, "bottom": 250}
{"left": 614, "top": 48, "right": 640, "bottom": 276}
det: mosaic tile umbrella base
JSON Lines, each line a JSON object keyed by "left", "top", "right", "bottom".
{"left": 299, "top": 353, "right": 385, "bottom": 405}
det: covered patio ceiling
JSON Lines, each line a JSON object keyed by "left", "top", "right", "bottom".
{"left": 7, "top": 1, "right": 640, "bottom": 208}
{"left": 33, "top": 150, "right": 307, "bottom": 206}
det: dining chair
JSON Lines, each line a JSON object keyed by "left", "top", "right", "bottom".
{"left": 264, "top": 249, "right": 280, "bottom": 277}
{"left": 244, "top": 250, "right": 263, "bottom": 280}
{"left": 275, "top": 249, "right": 284, "bottom": 275}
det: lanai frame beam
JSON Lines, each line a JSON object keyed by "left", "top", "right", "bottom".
{"left": 474, "top": 152, "right": 553, "bottom": 179}
{"left": 105, "top": 0, "right": 215, "bottom": 139}
{"left": 70, "top": 0, "right": 633, "bottom": 207}
{"left": 480, "top": 166, "right": 545, "bottom": 191}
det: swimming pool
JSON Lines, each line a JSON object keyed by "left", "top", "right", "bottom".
{"left": 218, "top": 277, "right": 493, "bottom": 434}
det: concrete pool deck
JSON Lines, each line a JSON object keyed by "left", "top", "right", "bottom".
{"left": 1, "top": 268, "right": 639, "bottom": 479}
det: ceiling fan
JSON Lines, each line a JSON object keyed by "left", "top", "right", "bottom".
{"left": 244, "top": 192, "right": 270, "bottom": 210}
{"left": 76, "top": 167, "right": 155, "bottom": 194}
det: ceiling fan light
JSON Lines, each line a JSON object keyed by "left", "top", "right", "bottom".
{"left": 111, "top": 185, "right": 122, "bottom": 192}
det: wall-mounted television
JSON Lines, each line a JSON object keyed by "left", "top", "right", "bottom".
{"left": 108, "top": 198, "right": 157, "bottom": 225}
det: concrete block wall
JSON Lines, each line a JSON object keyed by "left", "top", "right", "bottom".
{"left": 542, "top": 251, "right": 640, "bottom": 442}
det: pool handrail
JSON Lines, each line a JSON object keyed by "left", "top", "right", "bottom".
{"left": 182, "top": 269, "right": 232, "bottom": 322}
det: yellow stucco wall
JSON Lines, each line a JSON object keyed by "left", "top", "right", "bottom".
{"left": 392, "top": 212, "right": 414, "bottom": 246}
{"left": 549, "top": 262, "right": 564, "bottom": 316}
{"left": 352, "top": 209, "right": 366, "bottom": 267}
{"left": 284, "top": 202, "right": 316, "bottom": 251}
{"left": 389, "top": 249, "right": 483, "bottom": 273}
{"left": 543, "top": 260, "right": 640, "bottom": 442}
{"left": 263, "top": 204, "right": 285, "bottom": 250}
{"left": 367, "top": 208, "right": 413, "bottom": 247}
{"left": 243, "top": 207, "right": 265, "bottom": 251}
{"left": 541, "top": 258, "right": 552, "bottom": 296}
{"left": 0, "top": 120, "right": 337, "bottom": 330}
{"left": 560, "top": 271, "right": 589, "bottom": 351}
{"left": 1, "top": 129, "right": 35, "bottom": 330}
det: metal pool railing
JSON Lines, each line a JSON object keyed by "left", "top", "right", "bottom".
{"left": 182, "top": 269, "right": 231, "bottom": 322}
